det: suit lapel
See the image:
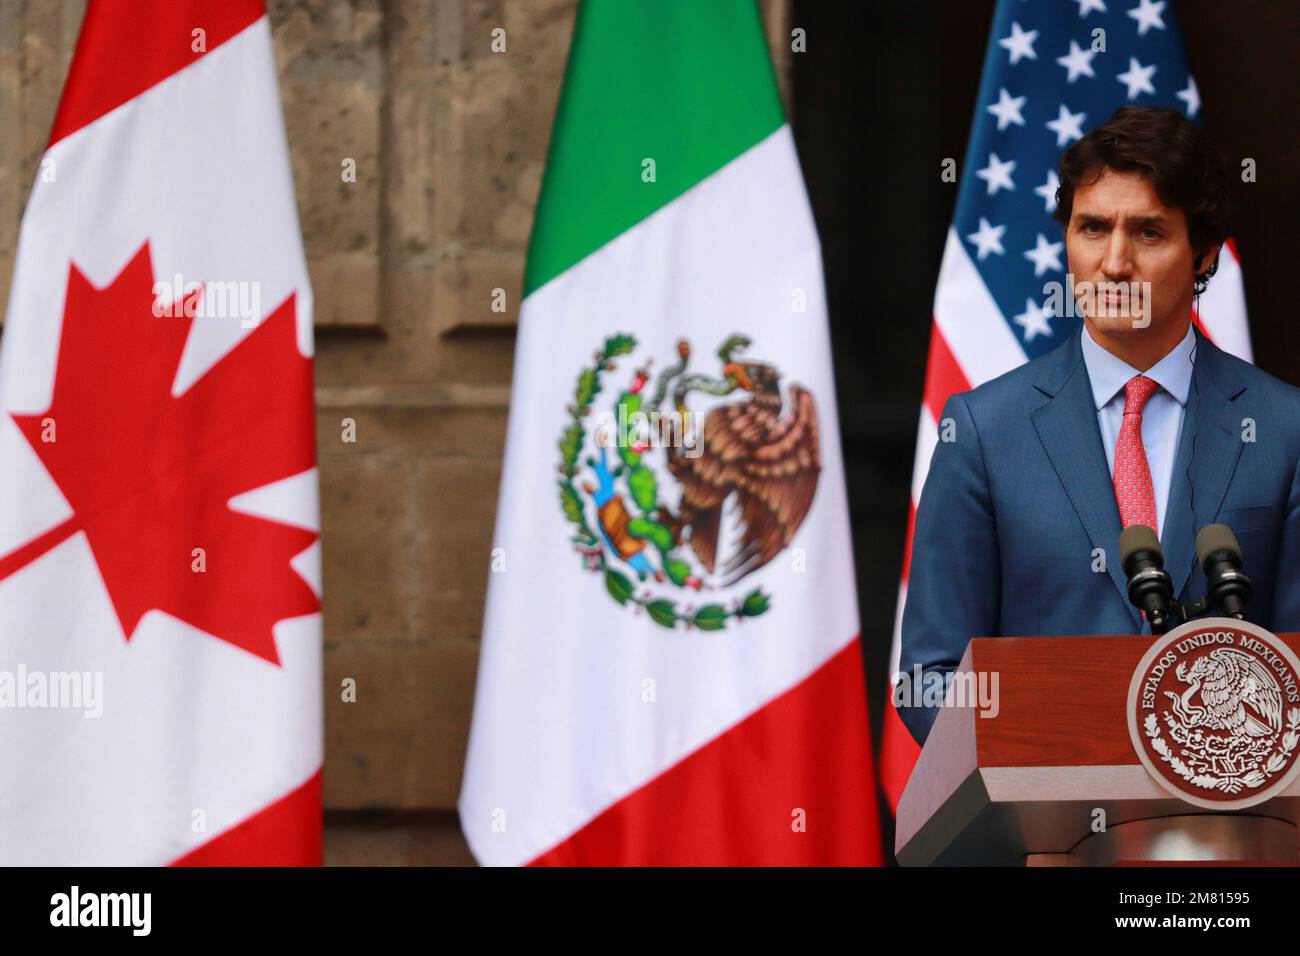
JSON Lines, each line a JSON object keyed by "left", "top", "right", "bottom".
{"left": 1163, "top": 328, "right": 1248, "bottom": 601}
{"left": 1030, "top": 332, "right": 1139, "bottom": 625}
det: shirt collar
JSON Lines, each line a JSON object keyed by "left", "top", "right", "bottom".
{"left": 1079, "top": 321, "right": 1197, "bottom": 411}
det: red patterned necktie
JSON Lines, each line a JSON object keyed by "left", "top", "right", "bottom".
{"left": 1113, "top": 374, "right": 1160, "bottom": 537}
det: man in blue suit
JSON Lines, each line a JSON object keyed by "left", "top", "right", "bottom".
{"left": 897, "top": 107, "right": 1300, "bottom": 746}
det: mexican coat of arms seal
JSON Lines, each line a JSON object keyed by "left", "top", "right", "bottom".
{"left": 555, "top": 333, "right": 821, "bottom": 631}
{"left": 1127, "top": 617, "right": 1300, "bottom": 810}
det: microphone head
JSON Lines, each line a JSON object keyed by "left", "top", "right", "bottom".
{"left": 1196, "top": 523, "right": 1242, "bottom": 568}
{"left": 1119, "top": 524, "right": 1162, "bottom": 569}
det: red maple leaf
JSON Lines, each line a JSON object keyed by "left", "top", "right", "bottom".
{"left": 5, "top": 242, "right": 319, "bottom": 664}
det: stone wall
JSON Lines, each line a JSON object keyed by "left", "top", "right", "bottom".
{"left": 0, "top": 0, "right": 791, "bottom": 864}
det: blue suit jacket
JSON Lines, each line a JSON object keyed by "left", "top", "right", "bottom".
{"left": 897, "top": 326, "right": 1300, "bottom": 746}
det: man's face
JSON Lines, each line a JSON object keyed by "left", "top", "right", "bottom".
{"left": 1065, "top": 167, "right": 1204, "bottom": 336}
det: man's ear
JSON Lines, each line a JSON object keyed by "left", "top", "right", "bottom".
{"left": 1194, "top": 244, "right": 1221, "bottom": 275}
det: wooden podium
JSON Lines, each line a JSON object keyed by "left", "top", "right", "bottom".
{"left": 895, "top": 633, "right": 1300, "bottom": 866}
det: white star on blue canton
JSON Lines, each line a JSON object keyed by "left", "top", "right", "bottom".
{"left": 1073, "top": 0, "right": 1108, "bottom": 17}
{"left": 999, "top": 22, "right": 1039, "bottom": 65}
{"left": 1024, "top": 234, "right": 1065, "bottom": 277}
{"left": 1035, "top": 170, "right": 1061, "bottom": 214}
{"left": 976, "top": 152, "right": 1017, "bottom": 195}
{"left": 987, "top": 88, "right": 1028, "bottom": 131}
{"left": 1128, "top": 0, "right": 1167, "bottom": 36}
{"left": 1056, "top": 40, "right": 1097, "bottom": 83}
{"left": 1046, "top": 104, "right": 1087, "bottom": 147}
{"left": 966, "top": 217, "right": 1007, "bottom": 261}
{"left": 1177, "top": 75, "right": 1200, "bottom": 117}
{"left": 1117, "top": 57, "right": 1157, "bottom": 99}
{"left": 1013, "top": 298, "right": 1054, "bottom": 341}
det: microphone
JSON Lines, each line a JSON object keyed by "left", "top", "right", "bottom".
{"left": 1196, "top": 523, "right": 1253, "bottom": 619}
{"left": 1119, "top": 525, "right": 1176, "bottom": 634}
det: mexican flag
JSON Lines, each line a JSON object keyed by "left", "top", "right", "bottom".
{"left": 460, "top": 0, "right": 883, "bottom": 865}
{"left": 0, "top": 0, "right": 321, "bottom": 864}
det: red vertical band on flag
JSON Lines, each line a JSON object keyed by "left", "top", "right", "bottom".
{"left": 878, "top": 702, "right": 920, "bottom": 812}
{"left": 528, "top": 638, "right": 883, "bottom": 866}
{"left": 922, "top": 322, "right": 972, "bottom": 425}
{"left": 48, "top": 0, "right": 266, "bottom": 148}
{"left": 171, "top": 769, "right": 322, "bottom": 866}
{"left": 900, "top": 501, "right": 918, "bottom": 584}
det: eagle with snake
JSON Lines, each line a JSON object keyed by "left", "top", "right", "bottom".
{"left": 655, "top": 336, "right": 822, "bottom": 586}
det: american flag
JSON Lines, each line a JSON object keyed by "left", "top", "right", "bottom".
{"left": 879, "top": 0, "right": 1252, "bottom": 812}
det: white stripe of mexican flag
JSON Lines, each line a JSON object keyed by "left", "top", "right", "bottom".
{"left": 460, "top": 0, "right": 882, "bottom": 866}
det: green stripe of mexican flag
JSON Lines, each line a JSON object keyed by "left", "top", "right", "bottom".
{"left": 462, "top": 0, "right": 883, "bottom": 867}
{"left": 525, "top": 0, "right": 784, "bottom": 293}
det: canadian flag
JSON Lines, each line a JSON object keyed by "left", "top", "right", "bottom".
{"left": 0, "top": 1, "right": 322, "bottom": 864}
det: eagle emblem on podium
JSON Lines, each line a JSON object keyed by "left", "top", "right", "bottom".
{"left": 1128, "top": 619, "right": 1300, "bottom": 810}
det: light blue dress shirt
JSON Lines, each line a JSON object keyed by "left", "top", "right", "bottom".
{"left": 1079, "top": 322, "right": 1197, "bottom": 538}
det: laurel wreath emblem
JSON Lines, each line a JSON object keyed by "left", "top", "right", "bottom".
{"left": 555, "top": 333, "right": 772, "bottom": 631}
{"left": 1144, "top": 707, "right": 1300, "bottom": 794}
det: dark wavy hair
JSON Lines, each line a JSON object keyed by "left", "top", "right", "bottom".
{"left": 1053, "top": 106, "right": 1233, "bottom": 295}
